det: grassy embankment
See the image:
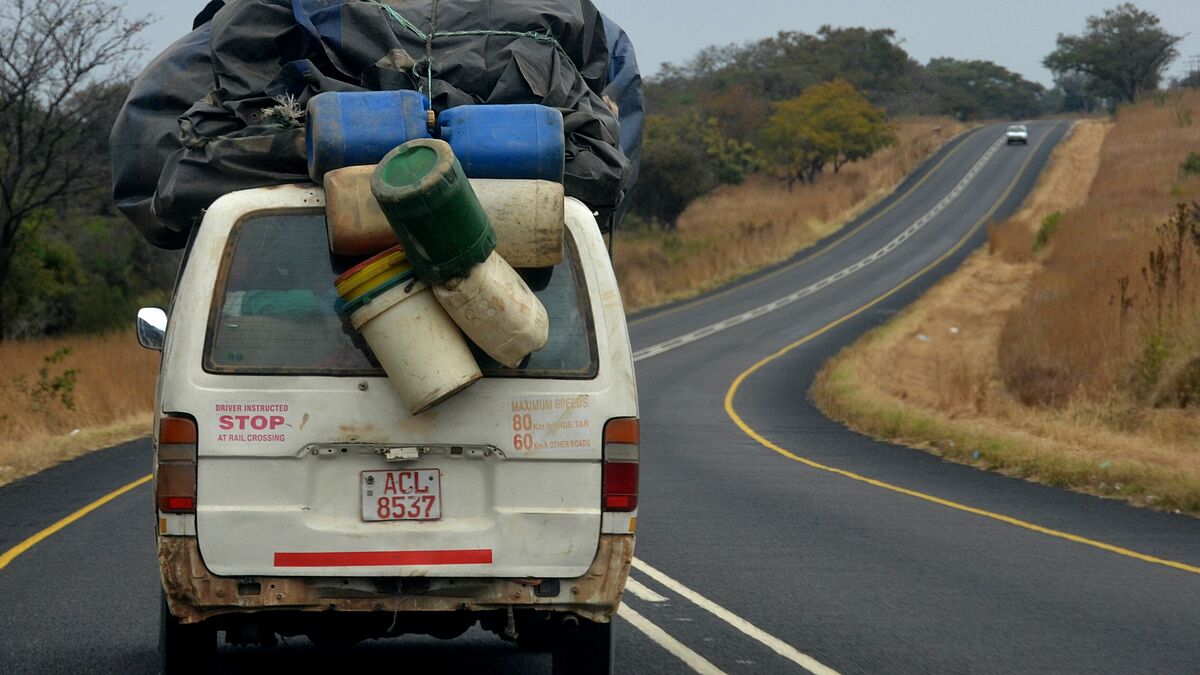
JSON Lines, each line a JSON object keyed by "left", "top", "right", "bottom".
{"left": 814, "top": 91, "right": 1200, "bottom": 515}
{"left": 0, "top": 116, "right": 962, "bottom": 488}
{"left": 616, "top": 118, "right": 965, "bottom": 311}
{"left": 0, "top": 331, "right": 158, "bottom": 486}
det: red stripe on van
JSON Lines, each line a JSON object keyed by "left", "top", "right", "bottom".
{"left": 274, "top": 549, "right": 493, "bottom": 567}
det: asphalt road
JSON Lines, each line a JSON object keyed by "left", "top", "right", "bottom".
{"left": 4, "top": 120, "right": 1199, "bottom": 673}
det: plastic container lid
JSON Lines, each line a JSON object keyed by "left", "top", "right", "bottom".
{"left": 371, "top": 139, "right": 464, "bottom": 219}
{"left": 338, "top": 268, "right": 418, "bottom": 318}
{"left": 334, "top": 245, "right": 412, "bottom": 302}
{"left": 370, "top": 139, "right": 497, "bottom": 284}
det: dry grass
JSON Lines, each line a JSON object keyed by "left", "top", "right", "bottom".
{"left": 0, "top": 330, "right": 158, "bottom": 486}
{"left": 814, "top": 97, "right": 1200, "bottom": 515}
{"left": 1001, "top": 91, "right": 1200, "bottom": 407}
{"left": 815, "top": 347, "right": 1200, "bottom": 513}
{"left": 987, "top": 120, "right": 1112, "bottom": 262}
{"left": 616, "top": 118, "right": 966, "bottom": 311}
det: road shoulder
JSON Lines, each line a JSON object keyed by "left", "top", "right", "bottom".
{"left": 810, "top": 119, "right": 1200, "bottom": 517}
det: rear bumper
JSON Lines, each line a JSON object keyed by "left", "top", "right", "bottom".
{"left": 160, "top": 533, "right": 634, "bottom": 625}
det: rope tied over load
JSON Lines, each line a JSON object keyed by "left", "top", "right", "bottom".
{"left": 373, "top": 0, "right": 572, "bottom": 97}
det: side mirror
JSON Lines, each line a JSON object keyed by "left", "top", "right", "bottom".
{"left": 136, "top": 307, "right": 168, "bottom": 351}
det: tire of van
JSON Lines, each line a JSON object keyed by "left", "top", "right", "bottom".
{"left": 159, "top": 593, "right": 217, "bottom": 674}
{"left": 551, "top": 617, "right": 613, "bottom": 675}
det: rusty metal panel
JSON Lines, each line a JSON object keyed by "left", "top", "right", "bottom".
{"left": 160, "top": 534, "right": 633, "bottom": 625}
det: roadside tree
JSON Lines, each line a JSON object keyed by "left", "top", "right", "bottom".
{"left": 700, "top": 118, "right": 759, "bottom": 185}
{"left": 1044, "top": 3, "right": 1181, "bottom": 106}
{"left": 629, "top": 114, "right": 718, "bottom": 230}
{"left": 810, "top": 26, "right": 919, "bottom": 112}
{"left": 1054, "top": 72, "right": 1104, "bottom": 113}
{"left": 702, "top": 84, "right": 772, "bottom": 143}
{"left": 763, "top": 80, "right": 896, "bottom": 189}
{"left": 925, "top": 58, "right": 1047, "bottom": 120}
{"left": 0, "top": 0, "right": 148, "bottom": 336}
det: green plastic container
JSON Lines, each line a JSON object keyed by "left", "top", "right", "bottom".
{"left": 370, "top": 139, "right": 496, "bottom": 284}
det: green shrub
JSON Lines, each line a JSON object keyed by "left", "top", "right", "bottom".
{"left": 15, "top": 347, "right": 79, "bottom": 412}
{"left": 1133, "top": 331, "right": 1171, "bottom": 399}
{"left": 1033, "top": 211, "right": 1063, "bottom": 254}
{"left": 1180, "top": 151, "right": 1200, "bottom": 178}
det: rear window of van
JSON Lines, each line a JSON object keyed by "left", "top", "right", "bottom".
{"left": 204, "top": 211, "right": 598, "bottom": 378}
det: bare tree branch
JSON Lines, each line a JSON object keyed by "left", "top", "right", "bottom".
{"left": 0, "top": 0, "right": 150, "bottom": 333}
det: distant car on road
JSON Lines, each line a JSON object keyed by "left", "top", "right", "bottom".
{"left": 1006, "top": 124, "right": 1029, "bottom": 145}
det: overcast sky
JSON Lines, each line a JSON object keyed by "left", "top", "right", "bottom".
{"left": 122, "top": 0, "right": 1200, "bottom": 87}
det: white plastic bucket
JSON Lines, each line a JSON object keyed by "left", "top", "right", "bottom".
{"left": 349, "top": 279, "right": 481, "bottom": 414}
{"left": 433, "top": 251, "right": 549, "bottom": 368}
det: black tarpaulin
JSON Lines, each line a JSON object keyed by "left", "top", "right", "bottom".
{"left": 111, "top": 0, "right": 631, "bottom": 249}
{"left": 600, "top": 13, "right": 643, "bottom": 230}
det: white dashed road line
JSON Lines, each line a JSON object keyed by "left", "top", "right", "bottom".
{"left": 625, "top": 576, "right": 670, "bottom": 603}
{"left": 632, "top": 558, "right": 841, "bottom": 675}
{"left": 632, "top": 137, "right": 1004, "bottom": 363}
{"left": 618, "top": 604, "right": 728, "bottom": 675}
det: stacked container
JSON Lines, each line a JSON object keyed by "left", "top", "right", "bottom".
{"left": 439, "top": 104, "right": 565, "bottom": 182}
{"left": 325, "top": 165, "right": 564, "bottom": 267}
{"left": 307, "top": 90, "right": 432, "bottom": 182}
{"left": 309, "top": 95, "right": 565, "bottom": 411}
{"left": 334, "top": 246, "right": 481, "bottom": 414}
{"left": 334, "top": 246, "right": 412, "bottom": 302}
{"left": 371, "top": 139, "right": 550, "bottom": 369}
{"left": 368, "top": 139, "right": 497, "bottom": 283}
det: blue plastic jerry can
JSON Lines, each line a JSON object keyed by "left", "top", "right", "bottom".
{"left": 306, "top": 90, "right": 432, "bottom": 182}
{"left": 439, "top": 104, "right": 565, "bottom": 183}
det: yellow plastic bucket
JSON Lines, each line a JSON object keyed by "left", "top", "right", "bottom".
{"left": 335, "top": 245, "right": 412, "bottom": 303}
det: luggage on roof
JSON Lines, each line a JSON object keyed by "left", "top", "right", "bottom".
{"left": 111, "top": 0, "right": 639, "bottom": 249}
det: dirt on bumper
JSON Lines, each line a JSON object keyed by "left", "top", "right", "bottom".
{"left": 160, "top": 534, "right": 634, "bottom": 625}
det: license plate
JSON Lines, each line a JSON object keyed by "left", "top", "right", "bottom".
{"left": 360, "top": 469, "right": 442, "bottom": 521}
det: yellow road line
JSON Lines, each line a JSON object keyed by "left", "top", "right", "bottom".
{"left": 724, "top": 124, "right": 1200, "bottom": 577}
{"left": 0, "top": 473, "right": 153, "bottom": 572}
{"left": 628, "top": 129, "right": 978, "bottom": 328}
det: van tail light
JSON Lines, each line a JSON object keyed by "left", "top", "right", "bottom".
{"left": 157, "top": 415, "right": 197, "bottom": 514}
{"left": 603, "top": 418, "right": 639, "bottom": 512}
